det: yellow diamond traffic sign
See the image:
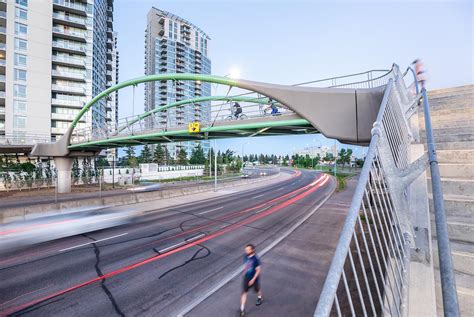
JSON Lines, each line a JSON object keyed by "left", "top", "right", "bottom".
{"left": 188, "top": 122, "right": 200, "bottom": 133}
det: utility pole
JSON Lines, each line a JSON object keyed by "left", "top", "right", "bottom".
{"left": 214, "top": 139, "right": 217, "bottom": 191}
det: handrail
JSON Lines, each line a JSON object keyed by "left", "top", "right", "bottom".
{"left": 422, "top": 88, "right": 460, "bottom": 316}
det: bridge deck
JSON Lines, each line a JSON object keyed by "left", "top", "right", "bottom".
{"left": 69, "top": 113, "right": 316, "bottom": 151}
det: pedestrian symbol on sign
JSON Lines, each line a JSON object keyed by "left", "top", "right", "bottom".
{"left": 188, "top": 122, "right": 200, "bottom": 133}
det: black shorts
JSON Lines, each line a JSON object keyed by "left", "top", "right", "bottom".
{"left": 242, "top": 276, "right": 260, "bottom": 293}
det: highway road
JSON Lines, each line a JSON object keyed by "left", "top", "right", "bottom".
{"left": 0, "top": 169, "right": 334, "bottom": 316}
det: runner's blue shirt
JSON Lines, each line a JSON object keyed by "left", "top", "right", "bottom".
{"left": 244, "top": 254, "right": 260, "bottom": 280}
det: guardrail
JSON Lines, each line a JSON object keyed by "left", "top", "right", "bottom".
{"left": 314, "top": 65, "right": 458, "bottom": 316}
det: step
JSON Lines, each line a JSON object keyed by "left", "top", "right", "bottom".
{"left": 419, "top": 114, "right": 474, "bottom": 129}
{"left": 433, "top": 239, "right": 474, "bottom": 275}
{"left": 434, "top": 269, "right": 474, "bottom": 316}
{"left": 429, "top": 195, "right": 474, "bottom": 220}
{"left": 428, "top": 163, "right": 474, "bottom": 179}
{"left": 432, "top": 141, "right": 474, "bottom": 151}
{"left": 428, "top": 178, "right": 474, "bottom": 197}
{"left": 428, "top": 85, "right": 474, "bottom": 98}
{"left": 432, "top": 220, "right": 474, "bottom": 243}
{"left": 435, "top": 150, "right": 474, "bottom": 164}
{"left": 421, "top": 133, "right": 474, "bottom": 143}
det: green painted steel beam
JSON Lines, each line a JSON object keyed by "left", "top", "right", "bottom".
{"left": 69, "top": 118, "right": 311, "bottom": 149}
{"left": 119, "top": 95, "right": 270, "bottom": 132}
{"left": 71, "top": 74, "right": 239, "bottom": 130}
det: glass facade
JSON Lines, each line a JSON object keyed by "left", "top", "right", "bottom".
{"left": 145, "top": 8, "right": 211, "bottom": 158}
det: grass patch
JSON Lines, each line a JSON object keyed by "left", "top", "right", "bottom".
{"left": 324, "top": 171, "right": 355, "bottom": 191}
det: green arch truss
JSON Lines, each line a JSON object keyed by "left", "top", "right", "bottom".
{"left": 118, "top": 95, "right": 271, "bottom": 133}
{"left": 71, "top": 74, "right": 241, "bottom": 131}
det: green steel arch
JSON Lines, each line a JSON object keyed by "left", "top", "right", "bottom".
{"left": 118, "top": 95, "right": 271, "bottom": 133}
{"left": 71, "top": 74, "right": 240, "bottom": 130}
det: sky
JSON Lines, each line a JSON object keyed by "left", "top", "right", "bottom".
{"left": 113, "top": 0, "right": 473, "bottom": 157}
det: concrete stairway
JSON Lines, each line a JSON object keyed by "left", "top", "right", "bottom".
{"left": 419, "top": 85, "right": 474, "bottom": 315}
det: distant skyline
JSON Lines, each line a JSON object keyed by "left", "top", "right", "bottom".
{"left": 114, "top": 0, "right": 473, "bottom": 157}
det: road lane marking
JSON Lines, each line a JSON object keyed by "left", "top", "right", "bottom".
{"left": 252, "top": 194, "right": 264, "bottom": 199}
{"left": 186, "top": 233, "right": 205, "bottom": 242}
{"left": 255, "top": 205, "right": 272, "bottom": 214}
{"left": 158, "top": 241, "right": 186, "bottom": 253}
{"left": 59, "top": 233, "right": 128, "bottom": 252}
{"left": 198, "top": 206, "right": 223, "bottom": 215}
{"left": 176, "top": 174, "right": 336, "bottom": 317}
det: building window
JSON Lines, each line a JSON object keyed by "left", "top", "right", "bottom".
{"left": 14, "top": 84, "right": 27, "bottom": 98}
{"left": 15, "top": 0, "right": 28, "bottom": 6}
{"left": 14, "top": 38, "right": 27, "bottom": 51}
{"left": 15, "top": 7, "right": 28, "bottom": 20}
{"left": 13, "top": 100, "right": 27, "bottom": 113}
{"left": 15, "top": 22, "right": 27, "bottom": 36}
{"left": 14, "top": 69, "right": 27, "bottom": 81}
{"left": 13, "top": 116, "right": 26, "bottom": 129}
{"left": 14, "top": 53, "right": 27, "bottom": 66}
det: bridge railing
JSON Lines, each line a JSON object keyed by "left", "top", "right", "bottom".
{"left": 314, "top": 65, "right": 426, "bottom": 316}
{"left": 69, "top": 68, "right": 394, "bottom": 145}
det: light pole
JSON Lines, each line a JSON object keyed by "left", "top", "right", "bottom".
{"left": 214, "top": 139, "right": 217, "bottom": 192}
{"left": 334, "top": 139, "right": 338, "bottom": 178}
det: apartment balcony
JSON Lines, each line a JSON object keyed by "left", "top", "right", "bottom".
{"left": 51, "top": 127, "right": 68, "bottom": 135}
{"left": 107, "top": 17, "right": 113, "bottom": 26}
{"left": 106, "top": 70, "right": 112, "bottom": 80}
{"left": 52, "top": 69, "right": 86, "bottom": 81}
{"left": 51, "top": 84, "right": 86, "bottom": 95}
{"left": 52, "top": 41, "right": 87, "bottom": 55}
{"left": 0, "top": 91, "right": 5, "bottom": 98}
{"left": 0, "top": 42, "right": 5, "bottom": 52}
{"left": 158, "top": 29, "right": 164, "bottom": 37}
{"left": 51, "top": 98, "right": 84, "bottom": 108}
{"left": 53, "top": 0, "right": 87, "bottom": 16}
{"left": 0, "top": 11, "right": 5, "bottom": 20}
{"left": 158, "top": 17, "right": 165, "bottom": 25}
{"left": 106, "top": 49, "right": 113, "bottom": 57}
{"left": 51, "top": 112, "right": 82, "bottom": 122}
{"left": 52, "top": 12, "right": 87, "bottom": 29}
{"left": 107, "top": 38, "right": 113, "bottom": 49}
{"left": 0, "top": 107, "right": 5, "bottom": 117}
{"left": 53, "top": 27, "right": 87, "bottom": 42}
{"left": 52, "top": 55, "right": 86, "bottom": 68}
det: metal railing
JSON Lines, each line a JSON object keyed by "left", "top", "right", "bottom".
{"left": 314, "top": 65, "right": 458, "bottom": 316}
{"left": 70, "top": 68, "right": 394, "bottom": 145}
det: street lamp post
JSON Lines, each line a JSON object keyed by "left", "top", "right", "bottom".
{"left": 214, "top": 139, "right": 217, "bottom": 192}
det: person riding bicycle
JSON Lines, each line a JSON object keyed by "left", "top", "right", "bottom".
{"left": 233, "top": 102, "right": 243, "bottom": 118}
{"left": 265, "top": 98, "right": 280, "bottom": 116}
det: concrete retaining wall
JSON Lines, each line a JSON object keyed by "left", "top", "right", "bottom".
{"left": 0, "top": 173, "right": 280, "bottom": 224}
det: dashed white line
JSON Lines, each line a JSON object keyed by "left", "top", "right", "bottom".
{"left": 159, "top": 241, "right": 186, "bottom": 253}
{"left": 252, "top": 194, "right": 264, "bottom": 199}
{"left": 255, "top": 205, "right": 272, "bottom": 214}
{"left": 186, "top": 233, "right": 205, "bottom": 242}
{"left": 198, "top": 206, "right": 224, "bottom": 215}
{"left": 59, "top": 233, "right": 128, "bottom": 252}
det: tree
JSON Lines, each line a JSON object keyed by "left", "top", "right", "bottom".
{"left": 35, "top": 160, "right": 44, "bottom": 188}
{"left": 124, "top": 146, "right": 137, "bottom": 166}
{"left": 355, "top": 158, "right": 365, "bottom": 168}
{"left": 153, "top": 145, "right": 166, "bottom": 165}
{"left": 323, "top": 152, "right": 334, "bottom": 163}
{"left": 189, "top": 144, "right": 206, "bottom": 165}
{"left": 177, "top": 148, "right": 188, "bottom": 165}
{"left": 81, "top": 157, "right": 93, "bottom": 185}
{"left": 72, "top": 158, "right": 80, "bottom": 185}
{"left": 139, "top": 144, "right": 152, "bottom": 163}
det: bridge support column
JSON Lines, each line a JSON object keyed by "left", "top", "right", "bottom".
{"left": 54, "top": 157, "right": 73, "bottom": 194}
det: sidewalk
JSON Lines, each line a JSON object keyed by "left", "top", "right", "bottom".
{"left": 186, "top": 177, "right": 358, "bottom": 317}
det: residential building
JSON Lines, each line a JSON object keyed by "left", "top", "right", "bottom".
{"left": 0, "top": 0, "right": 118, "bottom": 151}
{"left": 144, "top": 7, "right": 211, "bottom": 157}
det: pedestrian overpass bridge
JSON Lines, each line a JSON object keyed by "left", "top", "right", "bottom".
{"left": 0, "top": 63, "right": 460, "bottom": 316}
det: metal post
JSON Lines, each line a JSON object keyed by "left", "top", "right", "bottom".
{"left": 99, "top": 167, "right": 102, "bottom": 199}
{"left": 209, "top": 147, "right": 212, "bottom": 177}
{"left": 334, "top": 140, "right": 337, "bottom": 178}
{"left": 214, "top": 139, "right": 217, "bottom": 192}
{"left": 422, "top": 88, "right": 460, "bottom": 316}
{"left": 112, "top": 154, "right": 115, "bottom": 189}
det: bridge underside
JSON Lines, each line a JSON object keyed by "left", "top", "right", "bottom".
{"left": 68, "top": 114, "right": 317, "bottom": 152}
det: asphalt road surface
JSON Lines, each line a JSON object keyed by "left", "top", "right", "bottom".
{"left": 0, "top": 169, "right": 334, "bottom": 316}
